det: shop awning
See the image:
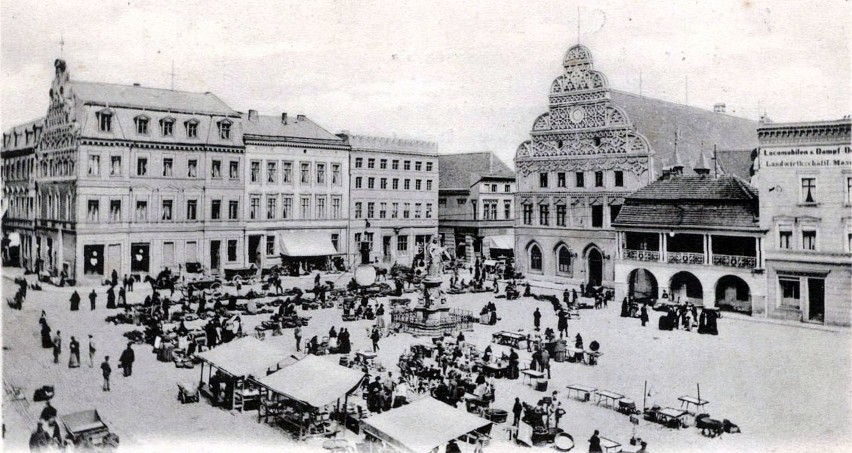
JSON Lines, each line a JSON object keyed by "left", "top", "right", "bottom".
{"left": 196, "top": 337, "right": 287, "bottom": 378}
{"left": 487, "top": 235, "right": 514, "bottom": 250}
{"left": 361, "top": 397, "right": 492, "bottom": 453}
{"left": 279, "top": 231, "right": 340, "bottom": 257}
{"left": 254, "top": 355, "right": 365, "bottom": 409}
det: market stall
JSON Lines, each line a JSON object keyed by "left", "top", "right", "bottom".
{"left": 361, "top": 397, "right": 493, "bottom": 453}
{"left": 195, "top": 337, "right": 289, "bottom": 411}
{"left": 253, "top": 355, "right": 366, "bottom": 439}
{"left": 278, "top": 231, "right": 343, "bottom": 275}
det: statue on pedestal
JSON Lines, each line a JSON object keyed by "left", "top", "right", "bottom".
{"left": 426, "top": 237, "right": 446, "bottom": 279}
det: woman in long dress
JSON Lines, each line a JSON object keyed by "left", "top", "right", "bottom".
{"left": 40, "top": 318, "right": 53, "bottom": 349}
{"left": 68, "top": 336, "right": 81, "bottom": 368}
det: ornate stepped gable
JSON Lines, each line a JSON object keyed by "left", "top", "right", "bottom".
{"left": 515, "top": 45, "right": 653, "bottom": 177}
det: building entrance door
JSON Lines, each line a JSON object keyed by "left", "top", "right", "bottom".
{"left": 383, "top": 236, "right": 392, "bottom": 262}
{"left": 248, "top": 235, "right": 262, "bottom": 266}
{"left": 83, "top": 245, "right": 105, "bottom": 275}
{"left": 210, "top": 240, "right": 221, "bottom": 272}
{"left": 130, "top": 243, "right": 150, "bottom": 273}
{"left": 107, "top": 244, "right": 122, "bottom": 278}
{"left": 807, "top": 278, "right": 825, "bottom": 323}
{"left": 587, "top": 248, "right": 603, "bottom": 287}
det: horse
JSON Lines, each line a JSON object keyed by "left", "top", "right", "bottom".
{"left": 375, "top": 267, "right": 388, "bottom": 281}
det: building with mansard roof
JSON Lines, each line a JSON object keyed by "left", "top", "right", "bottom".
{"left": 513, "top": 44, "right": 758, "bottom": 288}
{"left": 2, "top": 119, "right": 43, "bottom": 267}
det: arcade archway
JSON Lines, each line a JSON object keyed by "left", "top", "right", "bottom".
{"left": 715, "top": 275, "right": 752, "bottom": 314}
{"left": 627, "top": 268, "right": 658, "bottom": 302}
{"left": 669, "top": 271, "right": 703, "bottom": 304}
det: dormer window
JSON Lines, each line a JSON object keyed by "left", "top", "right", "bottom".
{"left": 160, "top": 117, "right": 175, "bottom": 136}
{"left": 135, "top": 115, "right": 150, "bottom": 135}
{"left": 97, "top": 109, "right": 113, "bottom": 132}
{"left": 217, "top": 119, "right": 232, "bottom": 140}
{"left": 185, "top": 119, "right": 199, "bottom": 138}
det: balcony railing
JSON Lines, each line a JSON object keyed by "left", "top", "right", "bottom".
{"left": 712, "top": 254, "right": 757, "bottom": 269}
{"left": 623, "top": 249, "right": 659, "bottom": 262}
{"left": 667, "top": 252, "right": 705, "bottom": 265}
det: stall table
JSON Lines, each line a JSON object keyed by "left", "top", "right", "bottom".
{"left": 595, "top": 390, "right": 624, "bottom": 408}
{"left": 565, "top": 384, "right": 597, "bottom": 402}
{"left": 678, "top": 396, "right": 709, "bottom": 415}
{"left": 599, "top": 436, "right": 622, "bottom": 453}
{"left": 521, "top": 369, "right": 546, "bottom": 385}
{"left": 491, "top": 331, "right": 527, "bottom": 349}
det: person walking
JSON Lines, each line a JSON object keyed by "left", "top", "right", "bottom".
{"left": 69, "top": 290, "right": 80, "bottom": 311}
{"left": 89, "top": 289, "right": 97, "bottom": 310}
{"left": 640, "top": 305, "right": 649, "bottom": 327}
{"left": 118, "top": 286, "right": 127, "bottom": 307}
{"left": 294, "top": 326, "right": 302, "bottom": 352}
{"left": 88, "top": 335, "right": 96, "bottom": 367}
{"left": 533, "top": 308, "right": 541, "bottom": 331}
{"left": 541, "top": 348, "right": 551, "bottom": 379}
{"left": 512, "top": 397, "right": 523, "bottom": 426}
{"left": 371, "top": 327, "right": 381, "bottom": 352}
{"left": 119, "top": 342, "right": 135, "bottom": 377}
{"left": 68, "top": 336, "right": 80, "bottom": 368}
{"left": 52, "top": 331, "right": 62, "bottom": 364}
{"left": 101, "top": 356, "right": 112, "bottom": 391}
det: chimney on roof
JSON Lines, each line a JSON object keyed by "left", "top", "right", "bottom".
{"left": 281, "top": 113, "right": 288, "bottom": 125}
{"left": 296, "top": 114, "right": 305, "bottom": 121}
{"left": 713, "top": 103, "right": 726, "bottom": 114}
{"left": 133, "top": 83, "right": 141, "bottom": 87}
{"left": 248, "top": 110, "right": 259, "bottom": 122}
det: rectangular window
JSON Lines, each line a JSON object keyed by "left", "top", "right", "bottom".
{"left": 282, "top": 161, "right": 292, "bottom": 183}
{"left": 380, "top": 178, "right": 388, "bottom": 189}
{"left": 404, "top": 179, "right": 410, "bottom": 190}
{"left": 267, "top": 196, "right": 277, "bottom": 220}
{"left": 161, "top": 120, "right": 174, "bottom": 136}
{"left": 397, "top": 235, "right": 408, "bottom": 252}
{"left": 610, "top": 205, "right": 621, "bottom": 223}
{"left": 802, "top": 230, "right": 816, "bottom": 250}
{"left": 227, "top": 240, "right": 237, "bottom": 262}
{"left": 187, "top": 159, "right": 197, "bottom": 178}
{"left": 137, "top": 158, "right": 148, "bottom": 176}
{"left": 614, "top": 171, "right": 624, "bottom": 187}
{"left": 110, "top": 156, "right": 121, "bottom": 176}
{"left": 88, "top": 155, "right": 100, "bottom": 176}
{"left": 380, "top": 159, "right": 387, "bottom": 169}
{"left": 316, "top": 163, "right": 325, "bottom": 184}
{"left": 595, "top": 171, "right": 604, "bottom": 187}
{"left": 211, "top": 160, "right": 221, "bottom": 178}
{"left": 186, "top": 121, "right": 197, "bottom": 138}
{"left": 415, "top": 180, "right": 422, "bottom": 191}
{"left": 251, "top": 161, "right": 260, "bottom": 183}
{"left": 539, "top": 172, "right": 548, "bottom": 188}
{"left": 591, "top": 205, "right": 603, "bottom": 228}
{"left": 392, "top": 203, "right": 399, "bottom": 218}
{"left": 331, "top": 164, "right": 340, "bottom": 185}
{"left": 847, "top": 177, "right": 852, "bottom": 204}
{"left": 427, "top": 162, "right": 433, "bottom": 172}
{"left": 162, "top": 199, "right": 173, "bottom": 221}
{"left": 426, "top": 203, "right": 433, "bottom": 218}
{"left": 504, "top": 200, "right": 512, "bottom": 219}
{"left": 301, "top": 162, "right": 310, "bottom": 184}
{"left": 135, "top": 200, "right": 147, "bottom": 221}
{"left": 109, "top": 200, "right": 121, "bottom": 222}
{"left": 491, "top": 184, "right": 497, "bottom": 192}
{"left": 539, "top": 204, "right": 550, "bottom": 226}
{"left": 576, "top": 172, "right": 585, "bottom": 188}
{"left": 779, "top": 277, "right": 801, "bottom": 308}
{"left": 801, "top": 177, "right": 816, "bottom": 203}
{"left": 355, "top": 158, "right": 363, "bottom": 168}
{"left": 98, "top": 112, "right": 112, "bottom": 132}
{"left": 355, "top": 177, "right": 362, "bottom": 189}
{"left": 228, "top": 200, "right": 238, "bottom": 220}
{"left": 355, "top": 233, "right": 361, "bottom": 244}
{"left": 267, "top": 162, "right": 277, "bottom": 183}
{"left": 556, "top": 205, "right": 566, "bottom": 226}
{"left": 211, "top": 200, "right": 221, "bottom": 220}
{"left": 392, "top": 178, "right": 399, "bottom": 190}
{"left": 426, "top": 180, "right": 432, "bottom": 191}
{"left": 403, "top": 203, "right": 410, "bottom": 219}
{"left": 779, "top": 230, "right": 792, "bottom": 249}
{"left": 331, "top": 233, "right": 339, "bottom": 251}
{"left": 266, "top": 236, "right": 275, "bottom": 256}
{"left": 557, "top": 172, "right": 566, "bottom": 188}
{"left": 229, "top": 161, "right": 239, "bottom": 180}
{"left": 331, "top": 197, "right": 341, "bottom": 219}
{"left": 367, "top": 202, "right": 375, "bottom": 218}
{"left": 472, "top": 200, "right": 477, "bottom": 220}
{"left": 415, "top": 161, "right": 422, "bottom": 171}
{"left": 135, "top": 117, "right": 148, "bottom": 135}
{"left": 505, "top": 184, "right": 511, "bottom": 193}
{"left": 163, "top": 158, "right": 173, "bottom": 177}
{"left": 187, "top": 200, "right": 198, "bottom": 220}
{"left": 218, "top": 122, "right": 231, "bottom": 140}
{"left": 87, "top": 200, "right": 99, "bottom": 221}
{"left": 392, "top": 160, "right": 399, "bottom": 170}
{"left": 523, "top": 204, "right": 533, "bottom": 225}
{"left": 379, "top": 202, "right": 387, "bottom": 219}
{"left": 404, "top": 161, "right": 411, "bottom": 171}
{"left": 367, "top": 158, "right": 375, "bottom": 169}
{"left": 282, "top": 197, "right": 293, "bottom": 219}
{"left": 368, "top": 177, "right": 375, "bottom": 189}
{"left": 300, "top": 197, "right": 310, "bottom": 218}
{"left": 317, "top": 197, "right": 326, "bottom": 218}
{"left": 414, "top": 203, "right": 421, "bottom": 218}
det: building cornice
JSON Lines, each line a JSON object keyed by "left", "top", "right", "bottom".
{"left": 79, "top": 137, "right": 244, "bottom": 153}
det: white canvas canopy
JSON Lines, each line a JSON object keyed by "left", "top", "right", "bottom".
{"left": 279, "top": 231, "right": 340, "bottom": 257}
{"left": 361, "top": 397, "right": 492, "bottom": 453}
{"left": 255, "top": 355, "right": 365, "bottom": 409}
{"left": 195, "top": 337, "right": 286, "bottom": 378}
{"left": 486, "top": 235, "right": 513, "bottom": 250}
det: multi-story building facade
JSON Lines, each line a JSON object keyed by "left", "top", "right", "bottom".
{"left": 438, "top": 152, "right": 515, "bottom": 262}
{"left": 2, "top": 119, "right": 42, "bottom": 267}
{"left": 752, "top": 118, "right": 852, "bottom": 326}
{"left": 341, "top": 135, "right": 438, "bottom": 267}
{"left": 32, "top": 59, "right": 246, "bottom": 282}
{"left": 613, "top": 158, "right": 766, "bottom": 311}
{"left": 513, "top": 44, "right": 757, "bottom": 287}
{"left": 242, "top": 111, "right": 350, "bottom": 273}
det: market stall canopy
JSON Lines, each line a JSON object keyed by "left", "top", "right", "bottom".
{"left": 487, "top": 235, "right": 513, "bottom": 250}
{"left": 196, "top": 337, "right": 286, "bottom": 378}
{"left": 280, "top": 231, "right": 340, "bottom": 257}
{"left": 361, "top": 397, "right": 492, "bottom": 453}
{"left": 255, "top": 355, "right": 365, "bottom": 408}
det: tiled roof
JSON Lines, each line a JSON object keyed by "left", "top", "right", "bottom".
{"left": 2, "top": 118, "right": 43, "bottom": 153}
{"left": 69, "top": 81, "right": 238, "bottom": 116}
{"left": 346, "top": 135, "right": 438, "bottom": 155}
{"left": 438, "top": 152, "right": 515, "bottom": 189}
{"left": 614, "top": 175, "right": 759, "bottom": 229}
{"left": 611, "top": 90, "right": 759, "bottom": 175}
{"left": 243, "top": 114, "right": 343, "bottom": 142}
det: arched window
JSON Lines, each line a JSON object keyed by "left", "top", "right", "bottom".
{"left": 558, "top": 246, "right": 571, "bottom": 273}
{"left": 530, "top": 244, "right": 542, "bottom": 271}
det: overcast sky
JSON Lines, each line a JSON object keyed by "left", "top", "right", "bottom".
{"left": 2, "top": 0, "right": 849, "bottom": 166}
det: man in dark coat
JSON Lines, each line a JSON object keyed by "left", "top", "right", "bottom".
{"left": 111, "top": 269, "right": 119, "bottom": 287}
{"left": 589, "top": 430, "right": 603, "bottom": 453}
{"left": 119, "top": 343, "right": 135, "bottom": 377}
{"left": 89, "top": 289, "right": 97, "bottom": 310}
{"left": 640, "top": 305, "right": 649, "bottom": 327}
{"left": 512, "top": 397, "right": 523, "bottom": 426}
{"left": 533, "top": 308, "right": 541, "bottom": 331}
{"left": 101, "top": 356, "right": 112, "bottom": 391}
{"left": 70, "top": 291, "right": 80, "bottom": 311}
{"left": 52, "top": 331, "right": 62, "bottom": 364}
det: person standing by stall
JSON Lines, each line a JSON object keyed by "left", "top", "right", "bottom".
{"left": 119, "top": 343, "right": 135, "bottom": 377}
{"left": 589, "top": 430, "right": 603, "bottom": 453}
{"left": 371, "top": 327, "right": 381, "bottom": 352}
